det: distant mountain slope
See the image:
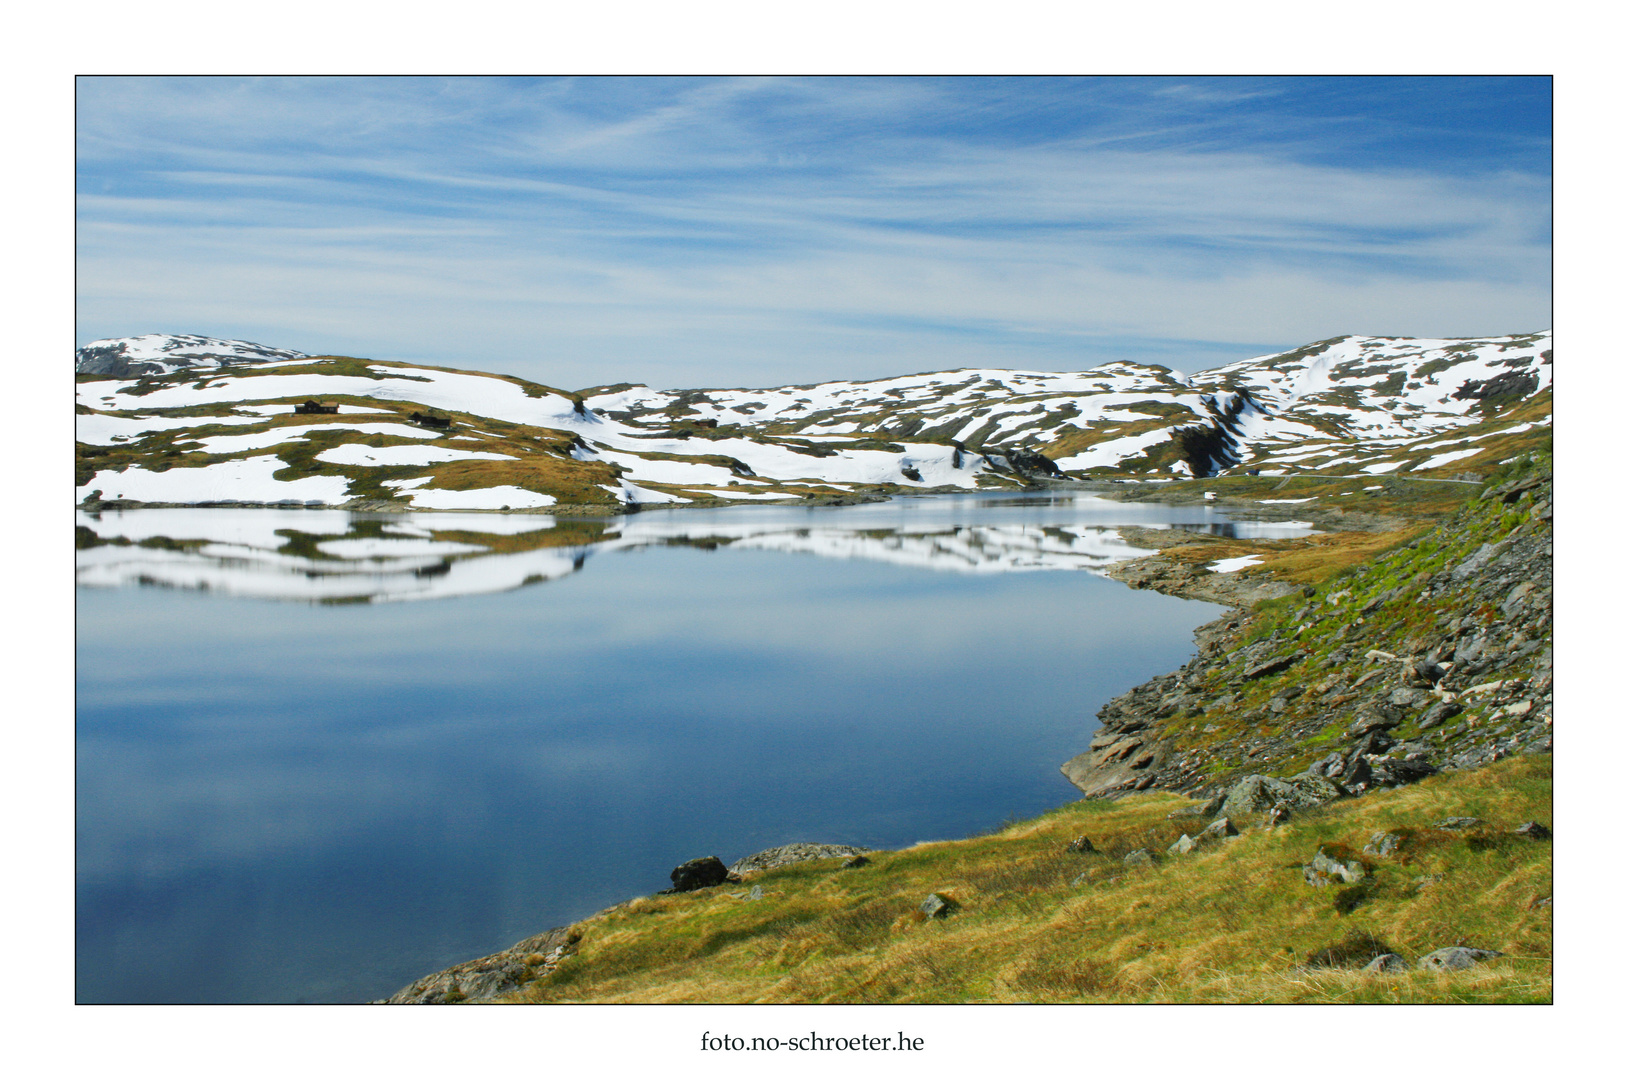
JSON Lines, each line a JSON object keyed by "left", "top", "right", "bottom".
{"left": 75, "top": 332, "right": 1552, "bottom": 511}
{"left": 75, "top": 333, "right": 308, "bottom": 377}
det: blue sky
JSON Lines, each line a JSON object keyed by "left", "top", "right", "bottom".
{"left": 76, "top": 76, "right": 1551, "bottom": 391}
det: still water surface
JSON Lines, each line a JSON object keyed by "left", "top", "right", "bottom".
{"left": 76, "top": 493, "right": 1311, "bottom": 1002}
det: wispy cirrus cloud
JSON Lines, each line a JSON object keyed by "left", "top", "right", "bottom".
{"left": 76, "top": 76, "right": 1551, "bottom": 390}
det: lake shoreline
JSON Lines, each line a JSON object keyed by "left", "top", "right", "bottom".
{"left": 372, "top": 463, "right": 1551, "bottom": 1003}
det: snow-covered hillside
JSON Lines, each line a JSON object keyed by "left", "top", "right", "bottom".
{"left": 75, "top": 332, "right": 1552, "bottom": 511}
{"left": 75, "top": 333, "right": 308, "bottom": 377}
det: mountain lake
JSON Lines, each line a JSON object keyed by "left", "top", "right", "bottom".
{"left": 75, "top": 492, "right": 1315, "bottom": 1003}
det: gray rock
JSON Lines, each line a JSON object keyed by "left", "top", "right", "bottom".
{"left": 841, "top": 855, "right": 871, "bottom": 869}
{"left": 1362, "top": 953, "right": 1410, "bottom": 974}
{"left": 1349, "top": 713, "right": 1400, "bottom": 737}
{"left": 1363, "top": 831, "right": 1402, "bottom": 858}
{"left": 1304, "top": 847, "right": 1367, "bottom": 887}
{"left": 1066, "top": 835, "right": 1097, "bottom": 854}
{"left": 1418, "top": 946, "right": 1502, "bottom": 971}
{"left": 670, "top": 856, "right": 730, "bottom": 892}
{"left": 1513, "top": 821, "right": 1552, "bottom": 840}
{"left": 1307, "top": 751, "right": 1345, "bottom": 778}
{"left": 1201, "top": 817, "right": 1238, "bottom": 840}
{"left": 1434, "top": 817, "right": 1482, "bottom": 830}
{"left": 1416, "top": 700, "right": 1463, "bottom": 730}
{"left": 920, "top": 892, "right": 958, "bottom": 919}
{"left": 1220, "top": 773, "right": 1341, "bottom": 820}
{"left": 727, "top": 843, "right": 874, "bottom": 876}
{"left": 1124, "top": 849, "right": 1154, "bottom": 867}
{"left": 1167, "top": 834, "right": 1198, "bottom": 856}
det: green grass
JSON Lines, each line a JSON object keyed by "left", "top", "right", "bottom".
{"left": 507, "top": 754, "right": 1550, "bottom": 1003}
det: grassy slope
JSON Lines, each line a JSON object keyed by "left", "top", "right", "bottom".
{"left": 492, "top": 456, "right": 1552, "bottom": 1004}
{"left": 514, "top": 756, "right": 1549, "bottom": 1004}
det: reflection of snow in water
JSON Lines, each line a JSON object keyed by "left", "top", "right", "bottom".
{"left": 76, "top": 499, "right": 1318, "bottom": 603}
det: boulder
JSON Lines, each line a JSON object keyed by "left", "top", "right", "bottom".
{"left": 1167, "top": 834, "right": 1198, "bottom": 856}
{"left": 1363, "top": 831, "right": 1402, "bottom": 858}
{"left": 1418, "top": 946, "right": 1502, "bottom": 972}
{"left": 1362, "top": 953, "right": 1410, "bottom": 974}
{"left": 1433, "top": 817, "right": 1481, "bottom": 830}
{"left": 1220, "top": 773, "right": 1341, "bottom": 820}
{"left": 1124, "top": 849, "right": 1154, "bottom": 867}
{"left": 1201, "top": 817, "right": 1239, "bottom": 840}
{"left": 670, "top": 856, "right": 731, "bottom": 892}
{"left": 1065, "top": 835, "right": 1097, "bottom": 854}
{"left": 920, "top": 893, "right": 958, "bottom": 919}
{"left": 1513, "top": 821, "right": 1552, "bottom": 840}
{"left": 1348, "top": 713, "right": 1400, "bottom": 738}
{"left": 841, "top": 855, "right": 872, "bottom": 869}
{"left": 1303, "top": 847, "right": 1367, "bottom": 887}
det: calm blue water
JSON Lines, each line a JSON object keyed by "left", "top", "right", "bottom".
{"left": 76, "top": 495, "right": 1297, "bottom": 1002}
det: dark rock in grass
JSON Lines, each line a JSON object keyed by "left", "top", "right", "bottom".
{"left": 1513, "top": 821, "right": 1552, "bottom": 840}
{"left": 1417, "top": 700, "right": 1464, "bottom": 731}
{"left": 1307, "top": 931, "right": 1397, "bottom": 969}
{"left": 1065, "top": 835, "right": 1097, "bottom": 854}
{"left": 1434, "top": 817, "right": 1482, "bottom": 830}
{"left": 1306, "top": 751, "right": 1345, "bottom": 778}
{"left": 1201, "top": 817, "right": 1238, "bottom": 840}
{"left": 1363, "top": 953, "right": 1411, "bottom": 974}
{"left": 841, "top": 855, "right": 872, "bottom": 869}
{"left": 1349, "top": 713, "right": 1401, "bottom": 738}
{"left": 1363, "top": 831, "right": 1402, "bottom": 858}
{"left": 920, "top": 893, "right": 958, "bottom": 919}
{"left": 1418, "top": 946, "right": 1503, "bottom": 972}
{"left": 1244, "top": 653, "right": 1303, "bottom": 680}
{"left": 1304, "top": 847, "right": 1367, "bottom": 887}
{"left": 670, "top": 856, "right": 731, "bottom": 892}
{"left": 1123, "top": 849, "right": 1154, "bottom": 867}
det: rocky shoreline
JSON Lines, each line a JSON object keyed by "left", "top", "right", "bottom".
{"left": 372, "top": 464, "right": 1552, "bottom": 1004}
{"left": 1062, "top": 466, "right": 1552, "bottom": 806}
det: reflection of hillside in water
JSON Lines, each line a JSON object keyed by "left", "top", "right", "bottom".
{"left": 76, "top": 502, "right": 1316, "bottom": 603}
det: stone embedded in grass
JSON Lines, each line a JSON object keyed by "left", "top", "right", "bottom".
{"left": 841, "top": 855, "right": 872, "bottom": 869}
{"left": 1363, "top": 953, "right": 1410, "bottom": 974}
{"left": 1201, "top": 817, "right": 1238, "bottom": 840}
{"left": 1303, "top": 847, "right": 1367, "bottom": 887}
{"left": 1363, "top": 831, "right": 1402, "bottom": 857}
{"left": 1065, "top": 835, "right": 1097, "bottom": 854}
{"left": 1123, "top": 849, "right": 1155, "bottom": 867}
{"left": 1167, "top": 834, "right": 1198, "bottom": 856}
{"left": 1434, "top": 817, "right": 1482, "bottom": 830}
{"left": 920, "top": 893, "right": 958, "bottom": 919}
{"left": 1513, "top": 821, "right": 1552, "bottom": 840}
{"left": 1418, "top": 946, "right": 1503, "bottom": 972}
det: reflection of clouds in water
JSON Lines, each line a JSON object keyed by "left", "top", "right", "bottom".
{"left": 75, "top": 500, "right": 1316, "bottom": 603}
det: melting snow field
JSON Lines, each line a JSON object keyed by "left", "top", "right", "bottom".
{"left": 1208, "top": 554, "right": 1265, "bottom": 573}
{"left": 77, "top": 456, "right": 353, "bottom": 505}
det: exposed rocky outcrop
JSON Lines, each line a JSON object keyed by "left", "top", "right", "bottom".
{"left": 727, "top": 842, "right": 874, "bottom": 877}
{"left": 1063, "top": 465, "right": 1553, "bottom": 806}
{"left": 374, "top": 926, "right": 580, "bottom": 1004}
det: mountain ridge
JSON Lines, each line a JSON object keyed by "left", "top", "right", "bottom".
{"left": 76, "top": 332, "right": 1552, "bottom": 511}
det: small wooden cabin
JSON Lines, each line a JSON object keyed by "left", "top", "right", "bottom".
{"left": 410, "top": 411, "right": 452, "bottom": 429}
{"left": 295, "top": 400, "right": 340, "bottom": 414}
